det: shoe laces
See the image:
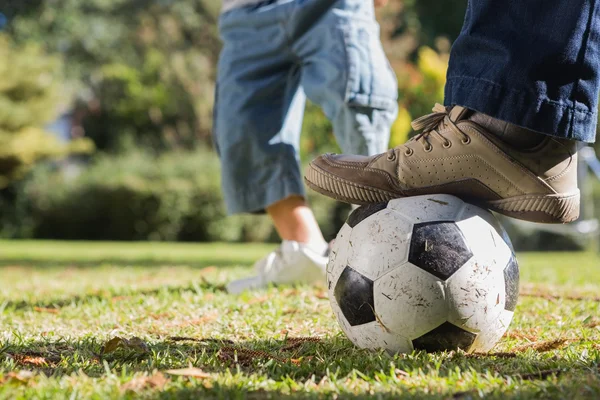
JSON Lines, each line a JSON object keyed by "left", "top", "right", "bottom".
{"left": 388, "top": 103, "right": 471, "bottom": 158}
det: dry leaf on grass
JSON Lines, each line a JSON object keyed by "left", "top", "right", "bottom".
{"left": 103, "top": 337, "right": 123, "bottom": 354}
{"left": 170, "top": 312, "right": 218, "bottom": 328}
{"left": 395, "top": 369, "right": 409, "bottom": 379}
{"left": 15, "top": 355, "right": 49, "bottom": 367}
{"left": 149, "top": 313, "right": 171, "bottom": 320}
{"left": 165, "top": 367, "right": 211, "bottom": 379}
{"left": 122, "top": 372, "right": 169, "bottom": 391}
{"left": 102, "top": 336, "right": 149, "bottom": 355}
{"left": 315, "top": 291, "right": 328, "bottom": 300}
{"left": 583, "top": 318, "right": 600, "bottom": 328}
{"left": 33, "top": 307, "right": 59, "bottom": 314}
{"left": 247, "top": 295, "right": 271, "bottom": 305}
{"left": 0, "top": 370, "right": 36, "bottom": 385}
{"left": 199, "top": 266, "right": 218, "bottom": 275}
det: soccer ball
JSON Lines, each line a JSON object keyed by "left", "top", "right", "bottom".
{"left": 328, "top": 194, "right": 519, "bottom": 354}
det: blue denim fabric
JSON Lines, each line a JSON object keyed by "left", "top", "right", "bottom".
{"left": 446, "top": 0, "right": 600, "bottom": 143}
{"left": 214, "top": 0, "right": 398, "bottom": 214}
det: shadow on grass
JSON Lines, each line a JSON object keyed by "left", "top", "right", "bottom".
{"left": 0, "top": 257, "right": 251, "bottom": 269}
{"left": 2, "top": 281, "right": 226, "bottom": 311}
{"left": 2, "top": 335, "right": 597, "bottom": 393}
{"left": 155, "top": 376, "right": 600, "bottom": 400}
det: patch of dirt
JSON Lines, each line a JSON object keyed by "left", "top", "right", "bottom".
{"left": 167, "top": 336, "right": 323, "bottom": 367}
{"left": 167, "top": 337, "right": 234, "bottom": 345}
{"left": 520, "top": 287, "right": 600, "bottom": 302}
{"left": 503, "top": 328, "right": 541, "bottom": 342}
{"left": 513, "top": 338, "right": 567, "bottom": 353}
{"left": 518, "top": 369, "right": 563, "bottom": 380}
{"left": 467, "top": 352, "right": 517, "bottom": 359}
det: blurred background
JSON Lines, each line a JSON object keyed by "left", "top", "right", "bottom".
{"left": 0, "top": 0, "right": 599, "bottom": 251}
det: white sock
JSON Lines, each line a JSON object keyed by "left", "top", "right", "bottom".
{"left": 300, "top": 239, "right": 328, "bottom": 256}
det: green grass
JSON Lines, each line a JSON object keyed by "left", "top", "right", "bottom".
{"left": 0, "top": 240, "right": 599, "bottom": 399}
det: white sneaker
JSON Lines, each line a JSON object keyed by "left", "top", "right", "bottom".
{"left": 226, "top": 240, "right": 328, "bottom": 294}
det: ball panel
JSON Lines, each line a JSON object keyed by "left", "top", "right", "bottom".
{"left": 409, "top": 221, "right": 473, "bottom": 280}
{"left": 374, "top": 264, "right": 447, "bottom": 339}
{"left": 347, "top": 202, "right": 389, "bottom": 228}
{"left": 445, "top": 257, "right": 506, "bottom": 333}
{"left": 455, "top": 205, "right": 512, "bottom": 269}
{"left": 458, "top": 204, "right": 516, "bottom": 254}
{"left": 346, "top": 208, "right": 412, "bottom": 281}
{"left": 470, "top": 309, "right": 514, "bottom": 353}
{"left": 345, "top": 321, "right": 413, "bottom": 355}
{"left": 334, "top": 267, "right": 376, "bottom": 326}
{"left": 329, "top": 293, "right": 353, "bottom": 336}
{"left": 327, "top": 223, "right": 352, "bottom": 288}
{"left": 412, "top": 321, "right": 477, "bottom": 352}
{"left": 387, "top": 194, "right": 464, "bottom": 224}
{"left": 503, "top": 255, "right": 520, "bottom": 312}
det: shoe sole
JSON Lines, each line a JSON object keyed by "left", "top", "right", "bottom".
{"left": 305, "top": 163, "right": 580, "bottom": 224}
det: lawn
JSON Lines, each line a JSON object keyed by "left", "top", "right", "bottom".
{"left": 0, "top": 240, "right": 599, "bottom": 399}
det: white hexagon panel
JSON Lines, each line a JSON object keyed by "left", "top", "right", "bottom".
{"left": 345, "top": 206, "right": 413, "bottom": 281}
{"left": 374, "top": 263, "right": 447, "bottom": 339}
{"left": 387, "top": 194, "right": 465, "bottom": 224}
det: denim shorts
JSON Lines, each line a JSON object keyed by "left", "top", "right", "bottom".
{"left": 213, "top": 0, "right": 398, "bottom": 214}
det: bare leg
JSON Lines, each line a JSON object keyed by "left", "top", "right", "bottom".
{"left": 267, "top": 195, "right": 326, "bottom": 251}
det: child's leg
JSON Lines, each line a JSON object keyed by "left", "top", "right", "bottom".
{"left": 267, "top": 195, "right": 325, "bottom": 249}
{"left": 215, "top": 5, "right": 305, "bottom": 216}
{"left": 215, "top": 3, "right": 327, "bottom": 249}
{"left": 292, "top": 0, "right": 398, "bottom": 157}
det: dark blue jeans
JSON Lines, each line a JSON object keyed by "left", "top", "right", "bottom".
{"left": 445, "top": 0, "right": 600, "bottom": 143}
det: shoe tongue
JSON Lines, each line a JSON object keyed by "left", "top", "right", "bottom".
{"left": 448, "top": 106, "right": 471, "bottom": 122}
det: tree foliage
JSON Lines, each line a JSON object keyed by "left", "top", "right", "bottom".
{"left": 7, "top": 0, "right": 221, "bottom": 151}
{"left": 0, "top": 35, "right": 92, "bottom": 187}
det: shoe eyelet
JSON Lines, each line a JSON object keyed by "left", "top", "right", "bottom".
{"left": 443, "top": 140, "right": 452, "bottom": 149}
{"left": 404, "top": 148, "right": 414, "bottom": 156}
{"left": 424, "top": 144, "right": 433, "bottom": 152}
{"left": 387, "top": 153, "right": 397, "bottom": 161}
{"left": 461, "top": 136, "right": 471, "bottom": 145}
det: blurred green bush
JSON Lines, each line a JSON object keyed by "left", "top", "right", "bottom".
{"left": 1, "top": 148, "right": 347, "bottom": 242}
{"left": 0, "top": 35, "right": 93, "bottom": 188}
{"left": 6, "top": 0, "right": 220, "bottom": 152}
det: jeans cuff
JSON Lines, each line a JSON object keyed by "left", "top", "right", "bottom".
{"left": 224, "top": 172, "right": 306, "bottom": 215}
{"left": 445, "top": 76, "right": 597, "bottom": 143}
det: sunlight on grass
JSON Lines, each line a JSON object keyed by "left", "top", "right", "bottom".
{"left": 0, "top": 242, "right": 599, "bottom": 399}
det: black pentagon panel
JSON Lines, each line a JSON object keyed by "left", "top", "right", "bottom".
{"left": 346, "top": 202, "right": 389, "bottom": 228}
{"left": 409, "top": 222, "right": 473, "bottom": 280}
{"left": 412, "top": 321, "right": 477, "bottom": 352}
{"left": 334, "top": 267, "right": 376, "bottom": 326}
{"left": 504, "top": 254, "right": 520, "bottom": 311}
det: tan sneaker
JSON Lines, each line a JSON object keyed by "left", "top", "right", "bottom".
{"left": 305, "top": 104, "right": 580, "bottom": 224}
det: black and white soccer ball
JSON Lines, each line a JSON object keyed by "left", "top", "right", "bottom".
{"left": 328, "top": 194, "right": 519, "bottom": 354}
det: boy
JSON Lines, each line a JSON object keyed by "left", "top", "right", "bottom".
{"left": 213, "top": 0, "right": 398, "bottom": 292}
